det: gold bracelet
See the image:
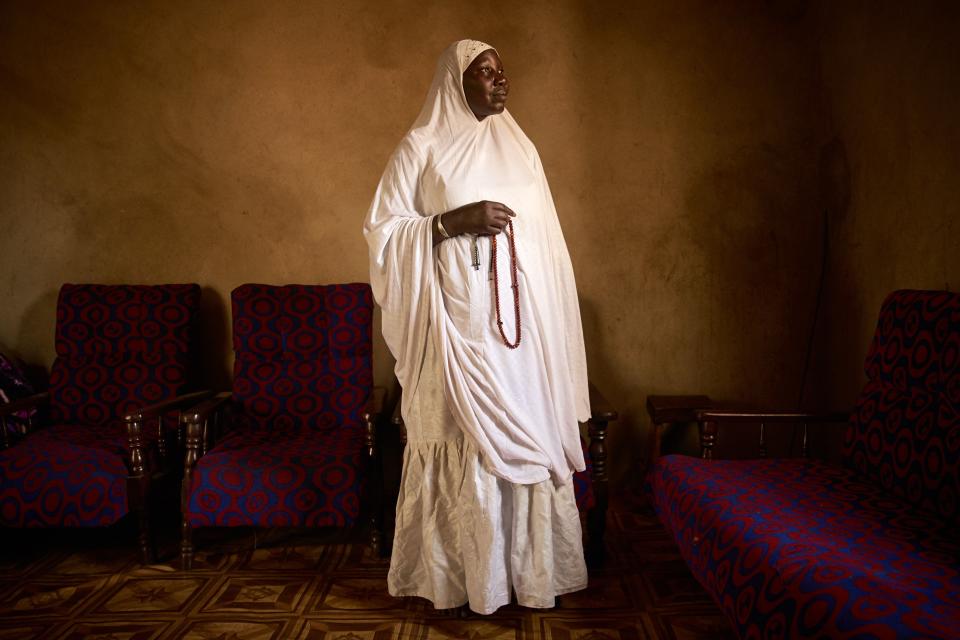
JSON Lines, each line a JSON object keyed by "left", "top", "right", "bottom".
{"left": 436, "top": 214, "right": 451, "bottom": 239}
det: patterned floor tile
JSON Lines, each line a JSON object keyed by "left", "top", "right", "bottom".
{"left": 311, "top": 576, "right": 398, "bottom": 611}
{"left": 48, "top": 547, "right": 139, "bottom": 576}
{"left": 0, "top": 495, "right": 736, "bottom": 640}
{"left": 0, "top": 622, "right": 57, "bottom": 639}
{"left": 558, "top": 574, "right": 634, "bottom": 610}
{"left": 1, "top": 579, "right": 104, "bottom": 619}
{"left": 92, "top": 576, "right": 210, "bottom": 614}
{"left": 53, "top": 619, "right": 174, "bottom": 640}
{"left": 293, "top": 617, "right": 415, "bottom": 640}
{"left": 168, "top": 618, "right": 293, "bottom": 640}
{"left": 419, "top": 616, "right": 524, "bottom": 640}
{"left": 237, "top": 542, "right": 351, "bottom": 573}
{"left": 196, "top": 575, "right": 313, "bottom": 613}
{"left": 647, "top": 611, "right": 737, "bottom": 640}
{"left": 538, "top": 614, "right": 656, "bottom": 639}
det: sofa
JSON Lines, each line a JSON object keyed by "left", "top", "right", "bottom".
{"left": 648, "top": 290, "right": 960, "bottom": 639}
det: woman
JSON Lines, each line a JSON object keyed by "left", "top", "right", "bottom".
{"left": 364, "top": 39, "right": 591, "bottom": 614}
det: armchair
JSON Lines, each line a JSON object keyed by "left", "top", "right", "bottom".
{"left": 648, "top": 290, "right": 960, "bottom": 639}
{"left": 0, "top": 284, "right": 204, "bottom": 563}
{"left": 179, "top": 283, "right": 383, "bottom": 569}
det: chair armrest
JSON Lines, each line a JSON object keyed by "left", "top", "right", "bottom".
{"left": 181, "top": 392, "right": 233, "bottom": 427}
{"left": 0, "top": 391, "right": 49, "bottom": 417}
{"left": 695, "top": 408, "right": 851, "bottom": 460}
{"left": 123, "top": 390, "right": 215, "bottom": 423}
{"left": 696, "top": 409, "right": 851, "bottom": 423}
{"left": 122, "top": 391, "right": 216, "bottom": 472}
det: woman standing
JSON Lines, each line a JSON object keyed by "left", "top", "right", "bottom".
{"left": 364, "top": 39, "right": 590, "bottom": 614}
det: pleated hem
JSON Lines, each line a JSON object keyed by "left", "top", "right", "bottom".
{"left": 389, "top": 579, "right": 588, "bottom": 615}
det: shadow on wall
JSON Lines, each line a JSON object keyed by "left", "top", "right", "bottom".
{"left": 14, "top": 287, "right": 60, "bottom": 388}
{"left": 198, "top": 286, "right": 232, "bottom": 392}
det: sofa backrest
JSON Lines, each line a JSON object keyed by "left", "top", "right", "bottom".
{"left": 843, "top": 289, "right": 960, "bottom": 526}
{"left": 49, "top": 284, "right": 201, "bottom": 426}
{"left": 231, "top": 283, "right": 373, "bottom": 432}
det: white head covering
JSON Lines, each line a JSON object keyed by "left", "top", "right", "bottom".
{"left": 364, "top": 40, "right": 590, "bottom": 485}
{"left": 409, "top": 40, "right": 497, "bottom": 137}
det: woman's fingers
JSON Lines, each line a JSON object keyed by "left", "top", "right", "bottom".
{"left": 489, "top": 202, "right": 516, "bottom": 217}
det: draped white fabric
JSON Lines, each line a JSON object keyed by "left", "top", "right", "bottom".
{"left": 364, "top": 39, "right": 591, "bottom": 613}
{"left": 388, "top": 333, "right": 587, "bottom": 613}
{"left": 364, "top": 39, "right": 590, "bottom": 486}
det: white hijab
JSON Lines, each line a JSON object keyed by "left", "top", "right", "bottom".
{"left": 364, "top": 40, "right": 590, "bottom": 485}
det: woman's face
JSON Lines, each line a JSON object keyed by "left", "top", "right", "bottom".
{"left": 462, "top": 49, "right": 509, "bottom": 121}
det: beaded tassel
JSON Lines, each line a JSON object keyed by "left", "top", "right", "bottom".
{"left": 491, "top": 219, "right": 521, "bottom": 349}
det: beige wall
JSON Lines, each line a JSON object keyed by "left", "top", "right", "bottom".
{"left": 2, "top": 0, "right": 911, "bottom": 487}
{"left": 808, "top": 2, "right": 960, "bottom": 411}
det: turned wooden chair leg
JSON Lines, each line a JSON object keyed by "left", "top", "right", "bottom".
{"left": 127, "top": 416, "right": 156, "bottom": 564}
{"left": 586, "top": 416, "right": 609, "bottom": 566}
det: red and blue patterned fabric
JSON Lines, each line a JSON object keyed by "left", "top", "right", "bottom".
{"left": 648, "top": 290, "right": 960, "bottom": 639}
{"left": 184, "top": 283, "right": 373, "bottom": 528}
{"left": 844, "top": 290, "right": 960, "bottom": 527}
{"left": 0, "top": 284, "right": 200, "bottom": 527}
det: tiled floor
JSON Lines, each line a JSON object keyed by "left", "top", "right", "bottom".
{"left": 0, "top": 497, "right": 735, "bottom": 639}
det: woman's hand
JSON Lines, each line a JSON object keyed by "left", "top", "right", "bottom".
{"left": 443, "top": 201, "right": 516, "bottom": 236}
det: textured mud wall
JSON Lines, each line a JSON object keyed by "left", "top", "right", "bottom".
{"left": 808, "top": 2, "right": 960, "bottom": 411}
{"left": 0, "top": 1, "right": 825, "bottom": 485}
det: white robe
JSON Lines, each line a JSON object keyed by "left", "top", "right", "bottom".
{"left": 364, "top": 40, "right": 591, "bottom": 613}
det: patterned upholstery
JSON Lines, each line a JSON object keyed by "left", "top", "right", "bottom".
{"left": 185, "top": 283, "right": 373, "bottom": 528}
{"left": 50, "top": 284, "right": 199, "bottom": 425}
{"left": 231, "top": 284, "right": 373, "bottom": 432}
{"left": 186, "top": 427, "right": 365, "bottom": 528}
{"left": 648, "top": 290, "right": 960, "bottom": 639}
{"left": 650, "top": 457, "right": 960, "bottom": 639}
{"left": 0, "top": 284, "right": 200, "bottom": 527}
{"left": 844, "top": 290, "right": 960, "bottom": 526}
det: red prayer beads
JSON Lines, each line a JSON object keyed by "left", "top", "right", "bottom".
{"left": 491, "top": 219, "right": 521, "bottom": 349}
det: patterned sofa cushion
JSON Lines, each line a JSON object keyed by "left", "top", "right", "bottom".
{"left": 0, "top": 425, "right": 129, "bottom": 527}
{"left": 649, "top": 455, "right": 960, "bottom": 640}
{"left": 50, "top": 284, "right": 200, "bottom": 426}
{"left": 231, "top": 284, "right": 373, "bottom": 433}
{"left": 185, "top": 427, "right": 366, "bottom": 528}
{"left": 844, "top": 290, "right": 960, "bottom": 526}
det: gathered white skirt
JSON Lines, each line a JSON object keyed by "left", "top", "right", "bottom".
{"left": 388, "top": 337, "right": 588, "bottom": 615}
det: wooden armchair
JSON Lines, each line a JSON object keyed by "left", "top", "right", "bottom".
{"left": 178, "top": 283, "right": 385, "bottom": 569}
{"left": 648, "top": 290, "right": 960, "bottom": 639}
{"left": 0, "top": 284, "right": 205, "bottom": 563}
